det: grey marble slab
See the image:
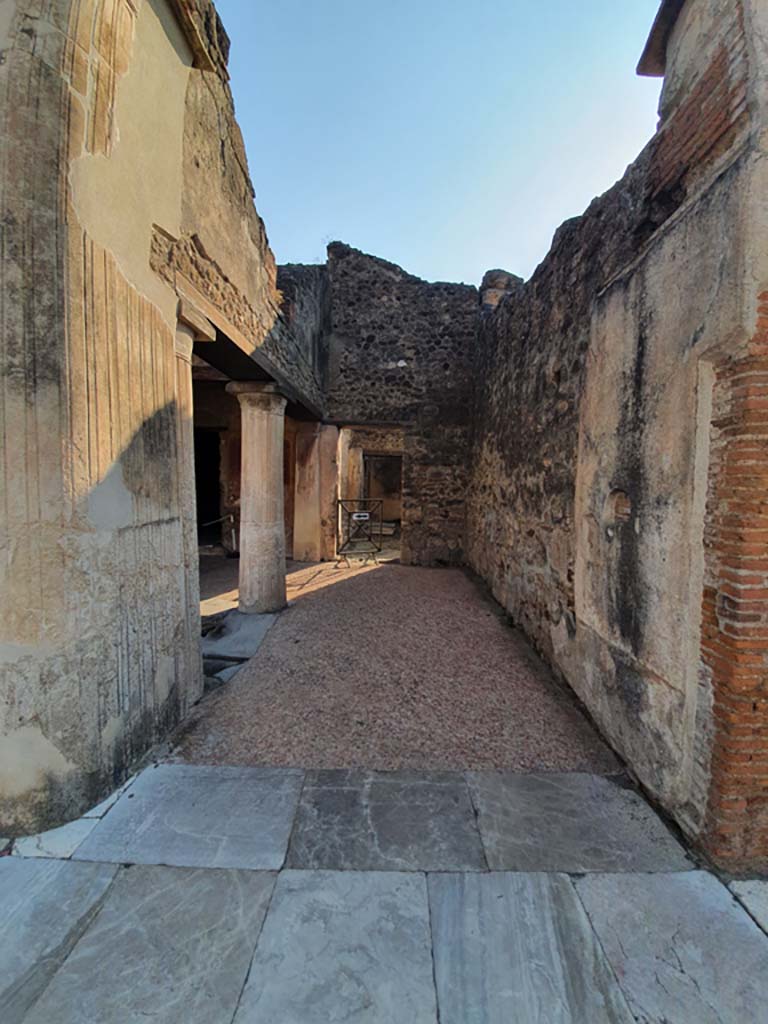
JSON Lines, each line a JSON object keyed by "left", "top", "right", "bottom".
{"left": 731, "top": 879, "right": 768, "bottom": 934}
{"left": 23, "top": 865, "right": 276, "bottom": 1024}
{"left": 73, "top": 763, "right": 303, "bottom": 869}
{"left": 233, "top": 870, "right": 437, "bottom": 1023}
{"left": 214, "top": 663, "right": 243, "bottom": 683}
{"left": 576, "top": 871, "right": 768, "bottom": 1023}
{"left": 12, "top": 816, "right": 98, "bottom": 859}
{"left": 82, "top": 774, "right": 137, "bottom": 818}
{"left": 428, "top": 872, "right": 634, "bottom": 1023}
{"left": 0, "top": 857, "right": 117, "bottom": 1024}
{"left": 201, "top": 609, "right": 276, "bottom": 659}
{"left": 286, "top": 769, "right": 486, "bottom": 871}
{"left": 467, "top": 771, "right": 691, "bottom": 872}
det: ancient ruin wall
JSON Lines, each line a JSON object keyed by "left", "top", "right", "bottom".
{"left": 324, "top": 243, "right": 477, "bottom": 565}
{"left": 467, "top": 0, "right": 767, "bottom": 866}
{"left": 0, "top": 0, "right": 287, "bottom": 832}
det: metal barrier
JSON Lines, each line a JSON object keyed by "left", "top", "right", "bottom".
{"left": 199, "top": 513, "right": 238, "bottom": 554}
{"left": 336, "top": 499, "right": 384, "bottom": 565}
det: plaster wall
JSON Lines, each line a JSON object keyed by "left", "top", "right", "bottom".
{"left": 0, "top": 0, "right": 282, "bottom": 833}
{"left": 466, "top": 0, "right": 763, "bottom": 854}
{"left": 69, "top": 0, "right": 191, "bottom": 323}
{"left": 567, "top": 163, "right": 747, "bottom": 821}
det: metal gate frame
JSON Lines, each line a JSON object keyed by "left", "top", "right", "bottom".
{"left": 336, "top": 498, "right": 384, "bottom": 565}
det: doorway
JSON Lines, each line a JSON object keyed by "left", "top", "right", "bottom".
{"left": 194, "top": 428, "right": 222, "bottom": 548}
{"left": 363, "top": 453, "right": 402, "bottom": 559}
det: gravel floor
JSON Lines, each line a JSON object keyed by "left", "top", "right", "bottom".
{"left": 175, "top": 562, "right": 619, "bottom": 773}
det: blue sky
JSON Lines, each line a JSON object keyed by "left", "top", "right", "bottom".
{"left": 216, "top": 1, "right": 663, "bottom": 285}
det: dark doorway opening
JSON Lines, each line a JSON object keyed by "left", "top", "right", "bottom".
{"left": 194, "top": 428, "right": 222, "bottom": 547}
{"left": 364, "top": 454, "right": 402, "bottom": 520}
{"left": 363, "top": 454, "right": 402, "bottom": 558}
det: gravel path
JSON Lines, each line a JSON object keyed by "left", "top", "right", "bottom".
{"left": 174, "top": 563, "right": 619, "bottom": 773}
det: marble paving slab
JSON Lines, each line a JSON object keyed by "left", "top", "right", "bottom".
{"left": 73, "top": 764, "right": 304, "bottom": 870}
{"left": 233, "top": 870, "right": 437, "bottom": 1023}
{"left": 286, "top": 769, "right": 486, "bottom": 871}
{"left": 576, "top": 871, "right": 768, "bottom": 1023}
{"left": 23, "top": 865, "right": 276, "bottom": 1024}
{"left": 82, "top": 774, "right": 137, "bottom": 818}
{"left": 467, "top": 772, "right": 691, "bottom": 872}
{"left": 731, "top": 879, "right": 768, "bottom": 934}
{"left": 201, "top": 609, "right": 277, "bottom": 659}
{"left": 428, "top": 872, "right": 634, "bottom": 1023}
{"left": 0, "top": 857, "right": 117, "bottom": 1024}
{"left": 214, "top": 663, "right": 243, "bottom": 683}
{"left": 12, "top": 816, "right": 98, "bottom": 859}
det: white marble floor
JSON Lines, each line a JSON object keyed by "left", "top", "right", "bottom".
{"left": 2, "top": 764, "right": 767, "bottom": 1023}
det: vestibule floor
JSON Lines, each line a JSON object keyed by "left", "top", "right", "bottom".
{"left": 182, "top": 561, "right": 619, "bottom": 772}
{"left": 6, "top": 564, "right": 768, "bottom": 1021}
{"left": 5, "top": 761, "right": 768, "bottom": 1023}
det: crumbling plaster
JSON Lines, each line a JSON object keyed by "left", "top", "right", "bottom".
{"left": 467, "top": 0, "right": 764, "bottom": 848}
{"left": 69, "top": 0, "right": 192, "bottom": 326}
{"left": 3, "top": 0, "right": 767, "bottom": 871}
{"left": 0, "top": 0, "right": 286, "bottom": 834}
{"left": 568, "top": 164, "right": 749, "bottom": 821}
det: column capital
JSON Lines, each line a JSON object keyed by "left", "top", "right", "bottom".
{"left": 226, "top": 382, "right": 287, "bottom": 414}
{"left": 174, "top": 323, "right": 195, "bottom": 363}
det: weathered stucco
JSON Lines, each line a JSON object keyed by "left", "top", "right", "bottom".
{"left": 0, "top": 0, "right": 285, "bottom": 832}
{"left": 69, "top": 0, "right": 192, "bottom": 324}
{"left": 466, "top": 0, "right": 767, "bottom": 865}
{"left": 2, "top": 0, "right": 767, "bottom": 871}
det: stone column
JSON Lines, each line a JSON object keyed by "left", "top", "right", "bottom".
{"left": 293, "top": 423, "right": 339, "bottom": 562}
{"left": 338, "top": 429, "right": 364, "bottom": 501}
{"left": 174, "top": 322, "right": 203, "bottom": 704}
{"left": 318, "top": 425, "right": 340, "bottom": 560}
{"left": 226, "top": 383, "right": 288, "bottom": 613}
{"left": 293, "top": 423, "right": 321, "bottom": 563}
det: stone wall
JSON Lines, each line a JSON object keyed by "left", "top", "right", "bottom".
{"left": 324, "top": 244, "right": 478, "bottom": 565}
{"left": 466, "top": 0, "right": 768, "bottom": 868}
{"left": 0, "top": 0, "right": 287, "bottom": 833}
{"left": 338, "top": 427, "right": 405, "bottom": 543}
{"left": 277, "top": 263, "right": 330, "bottom": 399}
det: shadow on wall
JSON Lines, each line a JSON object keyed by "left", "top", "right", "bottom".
{"left": 1, "top": 400, "right": 202, "bottom": 837}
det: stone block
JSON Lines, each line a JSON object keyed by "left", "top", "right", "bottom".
{"left": 286, "top": 769, "right": 486, "bottom": 871}
{"left": 233, "top": 870, "right": 437, "bottom": 1023}
{"left": 467, "top": 772, "right": 691, "bottom": 872}
{"left": 12, "top": 817, "right": 98, "bottom": 859}
{"left": 731, "top": 879, "right": 768, "bottom": 934}
{"left": 201, "top": 609, "right": 277, "bottom": 660}
{"left": 73, "top": 764, "right": 303, "bottom": 870}
{"left": 23, "top": 865, "right": 275, "bottom": 1024}
{"left": 428, "top": 872, "right": 633, "bottom": 1023}
{"left": 576, "top": 871, "right": 768, "bottom": 1023}
{"left": 0, "top": 858, "right": 117, "bottom": 1023}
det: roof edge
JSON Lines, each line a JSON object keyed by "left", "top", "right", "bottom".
{"left": 167, "top": 0, "right": 230, "bottom": 78}
{"left": 637, "top": 0, "right": 688, "bottom": 77}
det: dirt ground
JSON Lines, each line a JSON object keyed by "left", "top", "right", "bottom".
{"left": 177, "top": 562, "right": 619, "bottom": 773}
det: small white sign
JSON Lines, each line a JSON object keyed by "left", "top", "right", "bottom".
{"left": 352, "top": 512, "right": 370, "bottom": 521}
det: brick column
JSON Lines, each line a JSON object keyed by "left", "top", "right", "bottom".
{"left": 227, "top": 383, "right": 288, "bottom": 613}
{"left": 701, "top": 294, "right": 768, "bottom": 870}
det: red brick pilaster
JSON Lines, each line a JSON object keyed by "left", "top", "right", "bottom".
{"left": 701, "top": 294, "right": 768, "bottom": 869}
